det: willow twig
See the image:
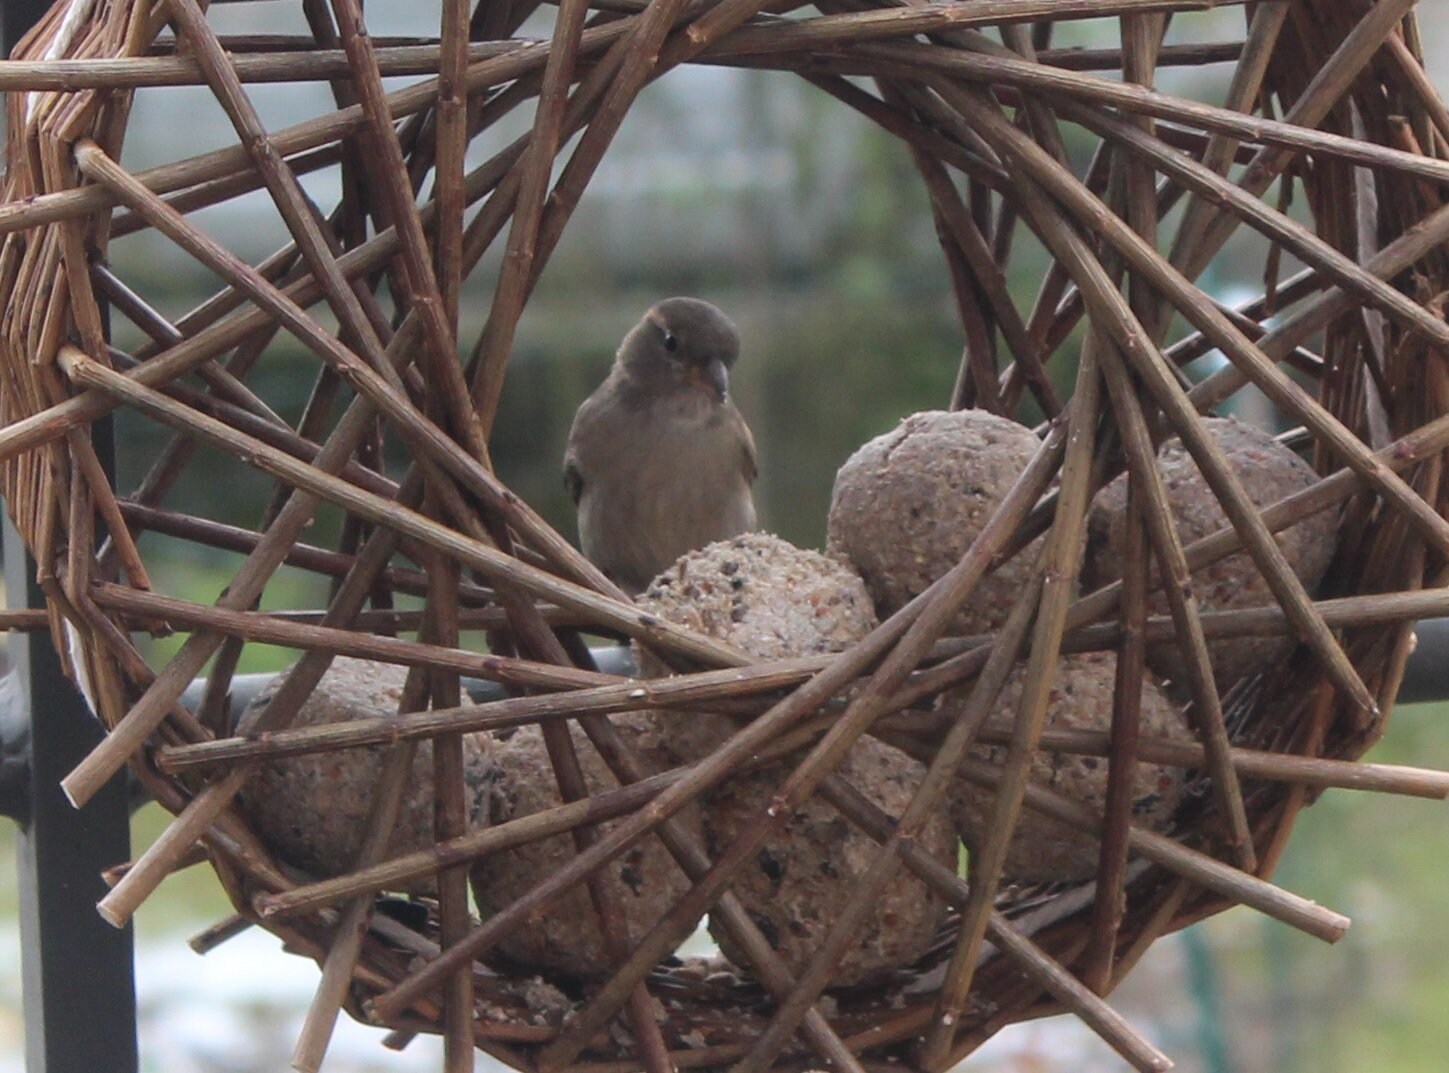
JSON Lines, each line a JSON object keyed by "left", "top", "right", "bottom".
{"left": 923, "top": 332, "right": 1100, "bottom": 1068}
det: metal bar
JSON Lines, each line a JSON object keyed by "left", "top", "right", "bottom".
{"left": 0, "top": 0, "right": 46, "bottom": 55}
{"left": 5, "top": 524, "right": 138, "bottom": 1073}
{"left": 1397, "top": 618, "right": 1449, "bottom": 706}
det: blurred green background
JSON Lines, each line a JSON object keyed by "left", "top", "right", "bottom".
{"left": 3, "top": 2, "right": 1448, "bottom": 1071}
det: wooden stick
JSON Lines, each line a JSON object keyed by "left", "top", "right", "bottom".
{"left": 52, "top": 304, "right": 419, "bottom": 809}
{"left": 113, "top": 501, "right": 491, "bottom": 601}
{"left": 0, "top": 608, "right": 51, "bottom": 631}
{"left": 983, "top": 728, "right": 1449, "bottom": 800}
{"left": 1036, "top": 40, "right": 1242, "bottom": 71}
{"left": 98, "top": 767, "right": 258, "bottom": 926}
{"left": 326, "top": 0, "right": 487, "bottom": 474}
{"left": 726, "top": 0, "right": 1217, "bottom": 50}
{"left": 922, "top": 338, "right": 1101, "bottom": 1069}
{"left": 291, "top": 734, "right": 417, "bottom": 1073}
{"left": 187, "top": 914, "right": 252, "bottom": 955}
{"left": 1095, "top": 342, "right": 1255, "bottom": 869}
{"left": 91, "top": 266, "right": 287, "bottom": 427}
{"left": 0, "top": 41, "right": 524, "bottom": 89}
{"left": 90, "top": 581, "right": 607, "bottom": 691}
{"left": 910, "top": 144, "right": 1059, "bottom": 415}
{"left": 1160, "top": 0, "right": 1290, "bottom": 328}
{"left": 1085, "top": 12, "right": 1157, "bottom": 987}
{"left": 473, "top": 0, "right": 700, "bottom": 431}
{"left": 952, "top": 755, "right": 1351, "bottom": 943}
{"left": 422, "top": 571, "right": 475, "bottom": 1073}
{"left": 467, "top": 0, "right": 591, "bottom": 436}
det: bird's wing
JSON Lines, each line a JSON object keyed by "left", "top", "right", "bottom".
{"left": 563, "top": 389, "right": 609, "bottom": 505}
{"left": 563, "top": 402, "right": 588, "bottom": 506}
{"left": 563, "top": 454, "right": 584, "bottom": 505}
{"left": 733, "top": 405, "right": 759, "bottom": 485}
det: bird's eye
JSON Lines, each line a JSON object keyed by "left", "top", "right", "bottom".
{"left": 662, "top": 330, "right": 679, "bottom": 354}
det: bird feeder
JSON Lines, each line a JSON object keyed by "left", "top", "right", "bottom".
{"left": 3, "top": 1, "right": 1449, "bottom": 1071}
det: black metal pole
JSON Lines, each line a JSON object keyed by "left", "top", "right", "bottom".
{"left": 3, "top": 2, "right": 138, "bottom": 1070}
{"left": 1397, "top": 618, "right": 1449, "bottom": 705}
{"left": 0, "top": 0, "right": 46, "bottom": 51}
{"left": 6, "top": 527, "right": 139, "bottom": 1073}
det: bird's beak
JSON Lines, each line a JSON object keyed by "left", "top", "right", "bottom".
{"left": 692, "top": 356, "right": 729, "bottom": 400}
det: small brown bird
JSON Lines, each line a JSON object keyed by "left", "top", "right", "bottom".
{"left": 564, "top": 297, "right": 758, "bottom": 595}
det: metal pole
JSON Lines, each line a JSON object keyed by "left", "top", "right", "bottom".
{"left": 0, "top": 0, "right": 46, "bottom": 53}
{"left": 6, "top": 528, "right": 139, "bottom": 1073}
{"left": 3, "top": 2, "right": 138, "bottom": 1069}
{"left": 1395, "top": 618, "right": 1449, "bottom": 705}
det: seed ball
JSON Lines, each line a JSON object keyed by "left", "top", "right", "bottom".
{"left": 827, "top": 409, "right": 1043, "bottom": 636}
{"left": 1084, "top": 417, "right": 1339, "bottom": 691}
{"left": 947, "top": 651, "right": 1192, "bottom": 883}
{"left": 638, "top": 532, "right": 876, "bottom": 664}
{"left": 469, "top": 714, "right": 703, "bottom": 979}
{"left": 704, "top": 737, "right": 957, "bottom": 988}
{"left": 635, "top": 532, "right": 877, "bottom": 758}
{"left": 635, "top": 533, "right": 954, "bottom": 988}
{"left": 236, "top": 657, "right": 496, "bottom": 888}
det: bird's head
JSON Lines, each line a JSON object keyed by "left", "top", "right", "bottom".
{"left": 617, "top": 296, "right": 740, "bottom": 402}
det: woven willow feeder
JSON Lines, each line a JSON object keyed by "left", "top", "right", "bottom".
{"left": 5, "top": 0, "right": 1449, "bottom": 1069}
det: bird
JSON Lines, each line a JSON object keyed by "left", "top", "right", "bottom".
{"left": 564, "top": 297, "right": 758, "bottom": 596}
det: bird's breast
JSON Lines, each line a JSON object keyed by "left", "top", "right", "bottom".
{"left": 577, "top": 403, "right": 754, "bottom": 592}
